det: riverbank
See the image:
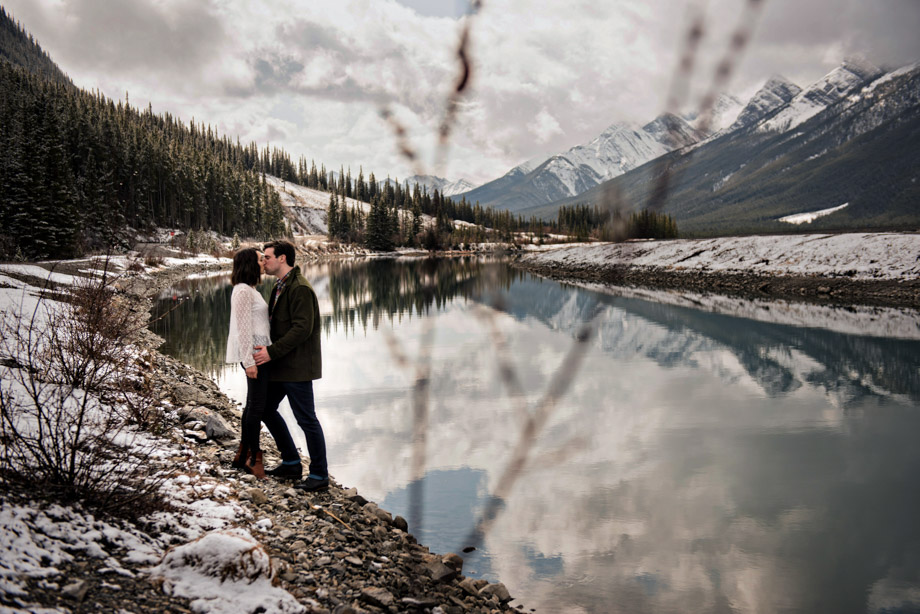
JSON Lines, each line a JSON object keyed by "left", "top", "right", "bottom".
{"left": 0, "top": 256, "right": 518, "bottom": 613}
{"left": 514, "top": 232, "right": 920, "bottom": 309}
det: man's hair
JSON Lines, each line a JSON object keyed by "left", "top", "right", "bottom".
{"left": 231, "top": 248, "right": 261, "bottom": 286}
{"left": 264, "top": 240, "right": 296, "bottom": 266}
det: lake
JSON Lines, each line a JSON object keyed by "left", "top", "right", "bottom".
{"left": 151, "top": 257, "right": 920, "bottom": 614}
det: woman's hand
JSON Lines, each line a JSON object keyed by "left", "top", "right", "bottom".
{"left": 245, "top": 365, "right": 258, "bottom": 379}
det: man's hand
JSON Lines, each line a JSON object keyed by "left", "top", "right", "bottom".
{"left": 245, "top": 365, "right": 258, "bottom": 379}
{"left": 253, "top": 346, "right": 272, "bottom": 366}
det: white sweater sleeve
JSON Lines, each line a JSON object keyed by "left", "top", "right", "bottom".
{"left": 232, "top": 286, "right": 256, "bottom": 368}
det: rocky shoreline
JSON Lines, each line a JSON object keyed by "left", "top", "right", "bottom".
{"left": 515, "top": 256, "right": 920, "bottom": 309}
{"left": 2, "top": 260, "right": 520, "bottom": 614}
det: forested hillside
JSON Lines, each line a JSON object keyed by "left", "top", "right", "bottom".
{"left": 0, "top": 7, "right": 69, "bottom": 86}
{"left": 0, "top": 7, "right": 551, "bottom": 259}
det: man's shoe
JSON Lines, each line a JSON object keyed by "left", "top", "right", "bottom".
{"left": 265, "top": 461, "right": 302, "bottom": 480}
{"left": 294, "top": 476, "right": 329, "bottom": 492}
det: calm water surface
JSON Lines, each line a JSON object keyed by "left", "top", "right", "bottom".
{"left": 151, "top": 258, "right": 920, "bottom": 614}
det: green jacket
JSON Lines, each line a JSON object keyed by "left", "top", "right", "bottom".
{"left": 267, "top": 266, "right": 322, "bottom": 381}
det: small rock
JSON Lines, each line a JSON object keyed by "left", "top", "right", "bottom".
{"left": 361, "top": 587, "right": 395, "bottom": 608}
{"left": 290, "top": 540, "right": 307, "bottom": 551}
{"left": 178, "top": 405, "right": 212, "bottom": 423}
{"left": 172, "top": 383, "right": 203, "bottom": 405}
{"left": 393, "top": 515, "right": 408, "bottom": 532}
{"left": 402, "top": 597, "right": 438, "bottom": 608}
{"left": 183, "top": 429, "right": 208, "bottom": 442}
{"left": 344, "top": 556, "right": 363, "bottom": 567}
{"left": 424, "top": 559, "right": 458, "bottom": 583}
{"left": 372, "top": 525, "right": 388, "bottom": 539}
{"left": 479, "top": 582, "right": 512, "bottom": 602}
{"left": 255, "top": 517, "right": 273, "bottom": 530}
{"left": 442, "top": 553, "right": 463, "bottom": 572}
{"left": 458, "top": 577, "right": 480, "bottom": 596}
{"left": 245, "top": 488, "right": 268, "bottom": 505}
{"left": 205, "top": 414, "right": 235, "bottom": 440}
{"left": 62, "top": 579, "right": 89, "bottom": 602}
{"left": 344, "top": 487, "right": 367, "bottom": 506}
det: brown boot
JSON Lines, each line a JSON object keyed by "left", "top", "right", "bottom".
{"left": 247, "top": 450, "right": 266, "bottom": 480}
{"left": 231, "top": 443, "right": 247, "bottom": 470}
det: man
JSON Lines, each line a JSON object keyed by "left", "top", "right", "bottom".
{"left": 252, "top": 240, "right": 329, "bottom": 492}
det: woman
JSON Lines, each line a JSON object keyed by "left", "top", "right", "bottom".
{"left": 226, "top": 247, "right": 272, "bottom": 479}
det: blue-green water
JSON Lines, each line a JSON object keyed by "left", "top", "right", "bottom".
{"left": 151, "top": 258, "right": 920, "bottom": 614}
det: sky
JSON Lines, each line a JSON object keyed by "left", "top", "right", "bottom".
{"left": 5, "top": 0, "right": 919, "bottom": 186}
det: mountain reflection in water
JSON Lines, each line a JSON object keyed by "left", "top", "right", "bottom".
{"left": 151, "top": 258, "right": 920, "bottom": 614}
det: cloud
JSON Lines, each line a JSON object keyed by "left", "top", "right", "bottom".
{"left": 3, "top": 0, "right": 917, "bottom": 185}
{"left": 528, "top": 108, "right": 563, "bottom": 143}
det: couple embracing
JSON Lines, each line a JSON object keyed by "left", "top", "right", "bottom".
{"left": 225, "top": 240, "right": 329, "bottom": 492}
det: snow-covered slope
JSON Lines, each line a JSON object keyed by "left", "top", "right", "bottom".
{"left": 520, "top": 233, "right": 920, "bottom": 281}
{"left": 727, "top": 76, "right": 802, "bottom": 132}
{"left": 264, "top": 175, "right": 369, "bottom": 236}
{"left": 758, "top": 59, "right": 884, "bottom": 133}
{"left": 682, "top": 93, "right": 745, "bottom": 134}
{"left": 461, "top": 113, "right": 702, "bottom": 212}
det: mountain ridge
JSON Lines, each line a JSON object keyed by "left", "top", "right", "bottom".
{"left": 517, "top": 60, "right": 920, "bottom": 234}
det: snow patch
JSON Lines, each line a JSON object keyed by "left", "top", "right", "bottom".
{"left": 148, "top": 529, "right": 306, "bottom": 614}
{"left": 779, "top": 203, "right": 849, "bottom": 224}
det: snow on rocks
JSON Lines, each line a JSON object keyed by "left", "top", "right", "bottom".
{"left": 521, "top": 233, "right": 920, "bottom": 281}
{"left": 517, "top": 232, "right": 920, "bottom": 308}
{"left": 149, "top": 528, "right": 306, "bottom": 614}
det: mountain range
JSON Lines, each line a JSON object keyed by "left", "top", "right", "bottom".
{"left": 404, "top": 175, "right": 477, "bottom": 197}
{"left": 459, "top": 58, "right": 920, "bottom": 234}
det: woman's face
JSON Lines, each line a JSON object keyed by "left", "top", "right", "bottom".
{"left": 258, "top": 252, "right": 265, "bottom": 275}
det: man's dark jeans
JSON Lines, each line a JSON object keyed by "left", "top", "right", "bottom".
{"left": 262, "top": 380, "right": 327, "bottom": 478}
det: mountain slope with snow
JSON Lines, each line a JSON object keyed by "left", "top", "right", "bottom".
{"left": 525, "top": 61, "right": 920, "bottom": 234}
{"left": 405, "top": 175, "right": 478, "bottom": 197}
{"left": 460, "top": 113, "right": 702, "bottom": 213}
{"left": 727, "top": 76, "right": 802, "bottom": 132}
{"left": 758, "top": 58, "right": 884, "bottom": 133}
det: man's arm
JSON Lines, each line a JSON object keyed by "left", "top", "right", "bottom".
{"left": 266, "top": 285, "right": 314, "bottom": 361}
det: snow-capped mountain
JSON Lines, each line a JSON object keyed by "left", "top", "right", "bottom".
{"left": 727, "top": 76, "right": 802, "bottom": 132}
{"left": 460, "top": 113, "right": 702, "bottom": 212}
{"left": 531, "top": 60, "right": 920, "bottom": 234}
{"left": 682, "top": 93, "right": 745, "bottom": 134}
{"left": 404, "top": 175, "right": 478, "bottom": 197}
{"left": 757, "top": 58, "right": 884, "bottom": 133}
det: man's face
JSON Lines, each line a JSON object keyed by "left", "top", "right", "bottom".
{"left": 262, "top": 248, "right": 283, "bottom": 276}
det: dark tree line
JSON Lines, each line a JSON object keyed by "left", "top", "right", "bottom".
{"left": 0, "top": 59, "right": 291, "bottom": 259}
{"left": 557, "top": 203, "right": 679, "bottom": 240}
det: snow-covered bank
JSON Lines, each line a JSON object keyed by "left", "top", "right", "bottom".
{"left": 516, "top": 232, "right": 920, "bottom": 308}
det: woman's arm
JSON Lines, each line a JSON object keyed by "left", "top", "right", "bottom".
{"left": 232, "top": 287, "right": 257, "bottom": 369}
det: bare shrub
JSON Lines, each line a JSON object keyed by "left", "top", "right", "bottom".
{"left": 0, "top": 268, "right": 170, "bottom": 515}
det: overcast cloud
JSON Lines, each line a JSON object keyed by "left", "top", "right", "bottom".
{"left": 5, "top": 0, "right": 918, "bottom": 184}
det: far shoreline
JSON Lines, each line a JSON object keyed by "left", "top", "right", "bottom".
{"left": 512, "top": 232, "right": 920, "bottom": 310}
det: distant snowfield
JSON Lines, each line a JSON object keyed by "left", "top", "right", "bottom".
{"left": 779, "top": 203, "right": 849, "bottom": 224}
{"left": 519, "top": 232, "right": 920, "bottom": 281}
